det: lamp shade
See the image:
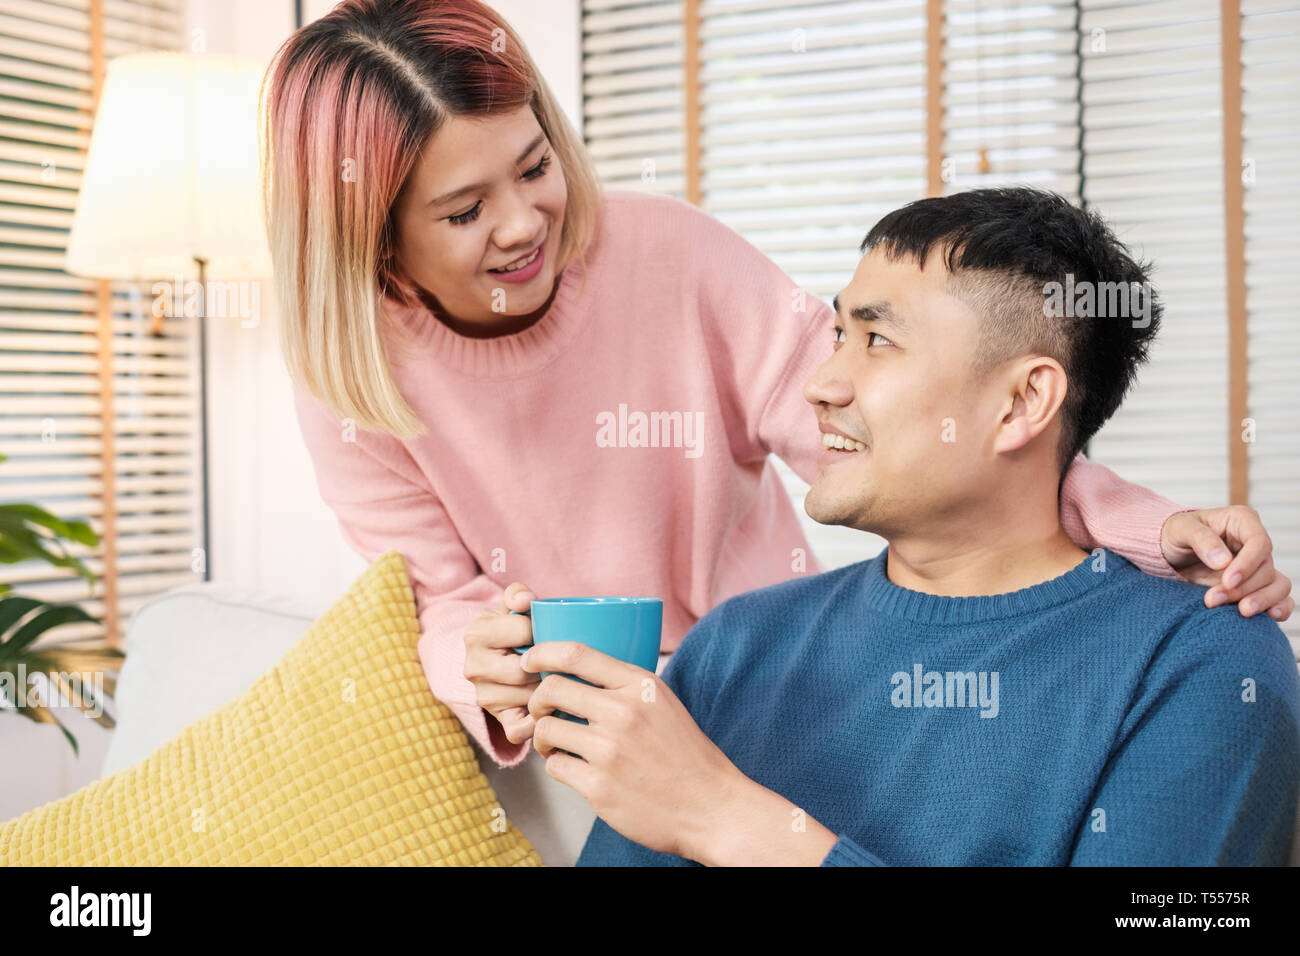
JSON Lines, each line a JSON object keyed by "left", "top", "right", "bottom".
{"left": 65, "top": 51, "right": 271, "bottom": 281}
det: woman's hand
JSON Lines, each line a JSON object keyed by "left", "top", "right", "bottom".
{"left": 463, "top": 581, "right": 542, "bottom": 745}
{"left": 1161, "top": 507, "right": 1294, "bottom": 621}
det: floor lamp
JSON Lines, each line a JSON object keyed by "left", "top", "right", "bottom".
{"left": 65, "top": 51, "right": 272, "bottom": 584}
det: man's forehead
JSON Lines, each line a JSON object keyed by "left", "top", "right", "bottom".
{"left": 835, "top": 250, "right": 972, "bottom": 327}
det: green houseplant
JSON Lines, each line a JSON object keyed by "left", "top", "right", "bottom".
{"left": 0, "top": 452, "right": 124, "bottom": 754}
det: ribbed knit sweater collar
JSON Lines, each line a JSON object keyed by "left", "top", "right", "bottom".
{"left": 383, "top": 258, "right": 593, "bottom": 380}
{"left": 858, "top": 547, "right": 1137, "bottom": 626}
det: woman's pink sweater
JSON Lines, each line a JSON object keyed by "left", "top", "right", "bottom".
{"left": 293, "top": 190, "right": 1187, "bottom": 768}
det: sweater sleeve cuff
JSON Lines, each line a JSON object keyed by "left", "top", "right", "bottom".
{"left": 820, "top": 835, "right": 888, "bottom": 866}
{"left": 1058, "top": 454, "right": 1189, "bottom": 579}
{"left": 417, "top": 602, "right": 532, "bottom": 769}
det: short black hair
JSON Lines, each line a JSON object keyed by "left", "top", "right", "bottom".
{"left": 860, "top": 187, "right": 1161, "bottom": 473}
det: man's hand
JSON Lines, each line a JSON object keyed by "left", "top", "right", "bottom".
{"left": 521, "top": 641, "right": 765, "bottom": 863}
{"left": 1161, "top": 507, "right": 1294, "bottom": 620}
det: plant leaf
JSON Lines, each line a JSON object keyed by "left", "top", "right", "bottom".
{"left": 15, "top": 699, "right": 79, "bottom": 757}
{"left": 2, "top": 603, "right": 98, "bottom": 656}
{"left": 0, "top": 503, "right": 99, "bottom": 547}
{"left": 0, "top": 511, "right": 98, "bottom": 587}
{"left": 0, "top": 595, "right": 43, "bottom": 638}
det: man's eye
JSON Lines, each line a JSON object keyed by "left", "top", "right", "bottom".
{"left": 833, "top": 327, "right": 845, "bottom": 345}
{"left": 868, "top": 331, "right": 894, "bottom": 348}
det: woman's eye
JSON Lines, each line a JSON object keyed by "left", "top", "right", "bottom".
{"left": 448, "top": 201, "right": 482, "bottom": 226}
{"left": 446, "top": 155, "right": 550, "bottom": 226}
{"left": 868, "top": 331, "right": 893, "bottom": 348}
{"left": 833, "top": 327, "right": 845, "bottom": 345}
{"left": 523, "top": 153, "right": 551, "bottom": 180}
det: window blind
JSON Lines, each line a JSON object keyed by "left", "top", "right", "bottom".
{"left": 582, "top": 0, "right": 687, "bottom": 198}
{"left": 0, "top": 0, "right": 191, "bottom": 643}
{"left": 697, "top": 0, "right": 932, "bottom": 569}
{"left": 1241, "top": 0, "right": 1300, "bottom": 649}
{"left": 699, "top": 0, "right": 927, "bottom": 300}
{"left": 1078, "top": 0, "right": 1231, "bottom": 511}
{"left": 582, "top": 0, "right": 1298, "bottom": 617}
{"left": 942, "top": 0, "right": 1081, "bottom": 201}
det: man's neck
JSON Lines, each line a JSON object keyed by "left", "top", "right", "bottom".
{"left": 883, "top": 492, "right": 1089, "bottom": 598}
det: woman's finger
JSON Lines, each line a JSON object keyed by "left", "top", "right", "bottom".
{"left": 1175, "top": 516, "right": 1233, "bottom": 572}
{"left": 467, "top": 611, "right": 534, "bottom": 650}
{"left": 1217, "top": 526, "right": 1271, "bottom": 592}
{"left": 1267, "top": 596, "right": 1295, "bottom": 623}
{"left": 476, "top": 683, "right": 538, "bottom": 715}
{"left": 1205, "top": 558, "right": 1274, "bottom": 608}
{"left": 497, "top": 581, "right": 536, "bottom": 614}
{"left": 499, "top": 707, "right": 536, "bottom": 745}
{"left": 471, "top": 648, "right": 544, "bottom": 686}
{"left": 1236, "top": 572, "right": 1292, "bottom": 618}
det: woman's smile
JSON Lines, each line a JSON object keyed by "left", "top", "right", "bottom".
{"left": 487, "top": 241, "right": 545, "bottom": 283}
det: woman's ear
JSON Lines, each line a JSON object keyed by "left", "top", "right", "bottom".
{"left": 992, "top": 356, "right": 1069, "bottom": 455}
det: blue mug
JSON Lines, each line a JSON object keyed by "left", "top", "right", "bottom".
{"left": 510, "top": 597, "right": 663, "bottom": 725}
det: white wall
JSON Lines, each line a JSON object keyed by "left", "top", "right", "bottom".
{"left": 1, "top": 0, "right": 584, "bottom": 823}
{"left": 209, "top": 0, "right": 584, "bottom": 613}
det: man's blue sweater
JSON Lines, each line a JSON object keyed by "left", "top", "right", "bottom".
{"left": 577, "top": 549, "right": 1300, "bottom": 865}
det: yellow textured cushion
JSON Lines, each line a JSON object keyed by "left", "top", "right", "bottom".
{"left": 0, "top": 550, "right": 542, "bottom": 866}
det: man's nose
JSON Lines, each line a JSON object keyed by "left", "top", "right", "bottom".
{"left": 803, "top": 351, "right": 854, "bottom": 408}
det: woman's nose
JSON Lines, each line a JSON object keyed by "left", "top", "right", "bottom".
{"left": 492, "top": 188, "right": 544, "bottom": 251}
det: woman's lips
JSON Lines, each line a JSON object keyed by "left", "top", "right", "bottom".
{"left": 487, "top": 242, "right": 545, "bottom": 283}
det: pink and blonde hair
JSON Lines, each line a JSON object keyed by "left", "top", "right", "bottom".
{"left": 260, "top": 0, "right": 603, "bottom": 436}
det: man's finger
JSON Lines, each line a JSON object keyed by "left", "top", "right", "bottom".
{"left": 521, "top": 640, "right": 635, "bottom": 689}
{"left": 533, "top": 711, "right": 590, "bottom": 760}
{"left": 1268, "top": 596, "right": 1295, "bottom": 623}
{"left": 527, "top": 670, "right": 607, "bottom": 723}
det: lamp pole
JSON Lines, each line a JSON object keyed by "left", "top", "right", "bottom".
{"left": 195, "top": 255, "right": 210, "bottom": 582}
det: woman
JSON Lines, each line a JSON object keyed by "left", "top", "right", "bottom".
{"left": 263, "top": 0, "right": 1292, "bottom": 857}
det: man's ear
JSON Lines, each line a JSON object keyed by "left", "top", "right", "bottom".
{"left": 992, "top": 356, "right": 1068, "bottom": 455}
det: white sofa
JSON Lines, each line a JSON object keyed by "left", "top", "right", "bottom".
{"left": 102, "top": 581, "right": 1300, "bottom": 866}
{"left": 100, "top": 580, "right": 616, "bottom": 866}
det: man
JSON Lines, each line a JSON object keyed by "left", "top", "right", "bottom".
{"left": 520, "top": 187, "right": 1300, "bottom": 865}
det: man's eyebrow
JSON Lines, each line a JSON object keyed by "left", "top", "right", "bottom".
{"left": 832, "top": 295, "right": 906, "bottom": 331}
{"left": 427, "top": 133, "right": 547, "bottom": 208}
